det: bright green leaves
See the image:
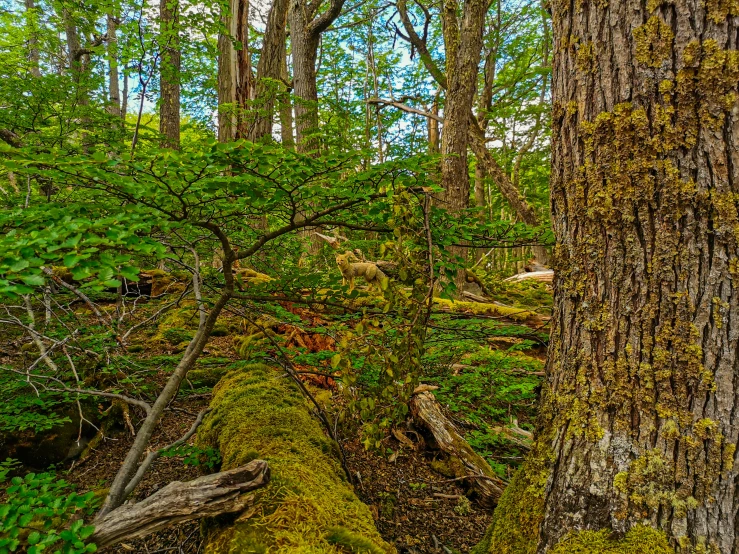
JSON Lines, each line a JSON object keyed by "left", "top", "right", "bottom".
{"left": 0, "top": 462, "right": 98, "bottom": 554}
{"left": 0, "top": 201, "right": 167, "bottom": 298}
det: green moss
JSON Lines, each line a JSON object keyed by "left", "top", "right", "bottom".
{"left": 549, "top": 525, "right": 673, "bottom": 553}
{"left": 325, "top": 527, "right": 386, "bottom": 554}
{"left": 198, "top": 364, "right": 393, "bottom": 554}
{"left": 433, "top": 298, "right": 539, "bottom": 323}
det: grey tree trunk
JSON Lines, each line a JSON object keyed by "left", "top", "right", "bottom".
{"left": 25, "top": 0, "right": 40, "bottom": 78}
{"left": 287, "top": 0, "right": 345, "bottom": 153}
{"left": 217, "top": 0, "right": 253, "bottom": 141}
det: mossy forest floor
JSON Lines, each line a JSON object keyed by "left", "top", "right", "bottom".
{"left": 0, "top": 277, "right": 550, "bottom": 553}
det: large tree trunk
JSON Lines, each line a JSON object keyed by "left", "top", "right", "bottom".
{"left": 159, "top": 0, "right": 180, "bottom": 148}
{"left": 248, "top": 0, "right": 289, "bottom": 141}
{"left": 287, "top": 0, "right": 345, "bottom": 153}
{"left": 439, "top": 0, "right": 486, "bottom": 291}
{"left": 217, "top": 0, "right": 253, "bottom": 141}
{"left": 478, "top": 0, "right": 739, "bottom": 551}
{"left": 439, "top": 0, "right": 486, "bottom": 214}
{"left": 288, "top": 0, "right": 321, "bottom": 153}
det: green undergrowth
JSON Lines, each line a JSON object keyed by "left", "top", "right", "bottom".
{"left": 197, "top": 364, "right": 393, "bottom": 554}
{"left": 481, "top": 278, "right": 553, "bottom": 315}
{"left": 421, "top": 314, "right": 544, "bottom": 477}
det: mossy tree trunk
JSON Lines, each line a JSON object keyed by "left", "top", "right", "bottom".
{"left": 479, "top": 0, "right": 739, "bottom": 551}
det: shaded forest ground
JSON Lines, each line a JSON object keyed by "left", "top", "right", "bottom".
{"left": 0, "top": 274, "right": 551, "bottom": 553}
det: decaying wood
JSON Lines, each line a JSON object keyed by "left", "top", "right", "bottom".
{"left": 461, "top": 290, "right": 491, "bottom": 303}
{"left": 410, "top": 391, "right": 504, "bottom": 506}
{"left": 91, "top": 460, "right": 270, "bottom": 549}
{"left": 503, "top": 269, "right": 553, "bottom": 283}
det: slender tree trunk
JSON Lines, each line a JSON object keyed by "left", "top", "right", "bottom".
{"left": 25, "top": 0, "right": 40, "bottom": 77}
{"left": 439, "top": 0, "right": 486, "bottom": 289}
{"left": 287, "top": 0, "right": 345, "bottom": 153}
{"left": 159, "top": 0, "right": 180, "bottom": 149}
{"left": 248, "top": 0, "right": 289, "bottom": 141}
{"left": 107, "top": 13, "right": 121, "bottom": 118}
{"left": 279, "top": 48, "right": 294, "bottom": 149}
{"left": 480, "top": 0, "right": 739, "bottom": 551}
{"left": 218, "top": 0, "right": 253, "bottom": 141}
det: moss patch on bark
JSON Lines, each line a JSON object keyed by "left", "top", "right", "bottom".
{"left": 197, "top": 364, "right": 393, "bottom": 554}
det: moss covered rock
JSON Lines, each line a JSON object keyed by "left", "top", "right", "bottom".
{"left": 198, "top": 364, "right": 394, "bottom": 554}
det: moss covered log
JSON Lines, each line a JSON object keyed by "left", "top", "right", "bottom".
{"left": 198, "top": 364, "right": 393, "bottom": 554}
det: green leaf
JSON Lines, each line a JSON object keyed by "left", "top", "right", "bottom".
{"left": 21, "top": 274, "right": 45, "bottom": 286}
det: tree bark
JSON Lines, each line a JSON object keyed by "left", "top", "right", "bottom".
{"left": 24, "top": 0, "right": 40, "bottom": 78}
{"left": 91, "top": 461, "right": 270, "bottom": 549}
{"left": 159, "top": 0, "right": 180, "bottom": 149}
{"left": 107, "top": 13, "right": 121, "bottom": 118}
{"left": 217, "top": 0, "right": 253, "bottom": 141}
{"left": 278, "top": 48, "right": 294, "bottom": 148}
{"left": 248, "top": 0, "right": 289, "bottom": 141}
{"left": 439, "top": 0, "right": 486, "bottom": 214}
{"left": 287, "top": 0, "right": 345, "bottom": 153}
{"left": 480, "top": 0, "right": 739, "bottom": 551}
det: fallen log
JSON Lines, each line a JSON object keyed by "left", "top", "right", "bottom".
{"left": 503, "top": 270, "right": 554, "bottom": 283}
{"left": 198, "top": 364, "right": 393, "bottom": 553}
{"left": 91, "top": 460, "right": 270, "bottom": 549}
{"left": 410, "top": 391, "right": 505, "bottom": 506}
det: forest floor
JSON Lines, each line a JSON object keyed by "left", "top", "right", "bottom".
{"left": 1, "top": 276, "right": 551, "bottom": 553}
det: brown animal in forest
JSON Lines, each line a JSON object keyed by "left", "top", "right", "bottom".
{"left": 335, "top": 252, "right": 387, "bottom": 292}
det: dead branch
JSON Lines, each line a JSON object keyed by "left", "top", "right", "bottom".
{"left": 91, "top": 460, "right": 270, "bottom": 549}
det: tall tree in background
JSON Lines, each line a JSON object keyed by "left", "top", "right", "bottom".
{"left": 480, "top": 0, "right": 739, "bottom": 551}
{"left": 24, "top": 0, "right": 40, "bottom": 78}
{"left": 395, "top": 0, "right": 546, "bottom": 261}
{"left": 218, "top": 0, "right": 253, "bottom": 141}
{"left": 438, "top": 0, "right": 486, "bottom": 214}
{"left": 248, "top": 0, "right": 289, "bottom": 141}
{"left": 159, "top": 0, "right": 180, "bottom": 148}
{"left": 107, "top": 10, "right": 121, "bottom": 118}
{"left": 287, "top": 0, "right": 345, "bottom": 152}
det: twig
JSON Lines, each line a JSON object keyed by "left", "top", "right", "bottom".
{"left": 42, "top": 267, "right": 110, "bottom": 325}
{"left": 122, "top": 407, "right": 211, "bottom": 499}
{"left": 0, "top": 366, "right": 152, "bottom": 413}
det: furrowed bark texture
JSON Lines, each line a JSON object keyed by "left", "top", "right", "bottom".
{"left": 288, "top": 0, "right": 345, "bottom": 153}
{"left": 159, "top": 0, "right": 180, "bottom": 148}
{"left": 248, "top": 0, "right": 289, "bottom": 141}
{"left": 218, "top": 0, "right": 253, "bottom": 141}
{"left": 439, "top": 0, "right": 486, "bottom": 214}
{"left": 500, "top": 0, "right": 739, "bottom": 551}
